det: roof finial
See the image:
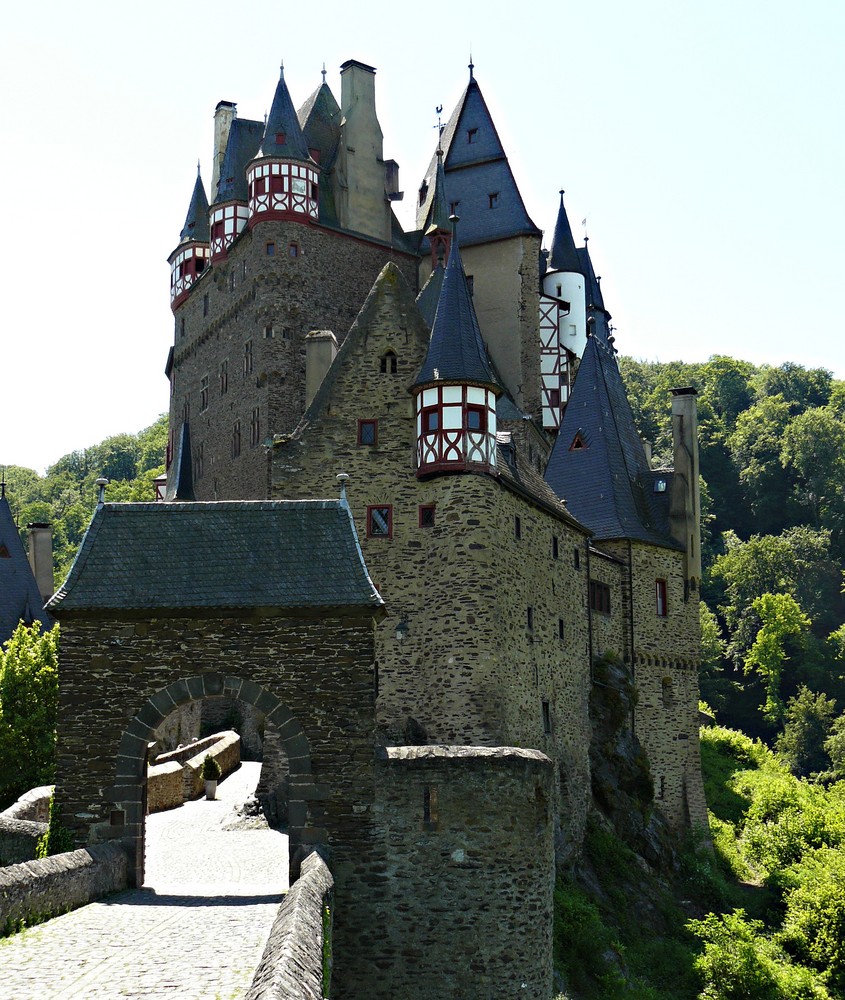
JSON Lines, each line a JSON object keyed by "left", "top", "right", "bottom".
{"left": 95, "top": 478, "right": 109, "bottom": 507}
{"left": 468, "top": 54, "right": 474, "bottom": 80}
{"left": 336, "top": 472, "right": 349, "bottom": 502}
{"left": 280, "top": 59, "right": 285, "bottom": 74}
{"left": 321, "top": 62, "right": 326, "bottom": 84}
{"left": 197, "top": 159, "right": 201, "bottom": 176}
{"left": 582, "top": 217, "right": 588, "bottom": 242}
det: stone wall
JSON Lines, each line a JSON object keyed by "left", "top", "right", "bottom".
{"left": 0, "top": 816, "right": 46, "bottom": 866}
{"left": 146, "top": 761, "right": 183, "bottom": 813}
{"left": 170, "top": 218, "right": 419, "bottom": 500}
{"left": 0, "top": 843, "right": 128, "bottom": 932}
{"left": 180, "top": 731, "right": 241, "bottom": 800}
{"left": 245, "top": 849, "right": 333, "bottom": 1000}
{"left": 347, "top": 746, "right": 554, "bottom": 1000}
{"left": 1, "top": 786, "right": 53, "bottom": 824}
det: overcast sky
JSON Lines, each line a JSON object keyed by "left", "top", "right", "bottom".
{"left": 2, "top": 0, "right": 843, "bottom": 474}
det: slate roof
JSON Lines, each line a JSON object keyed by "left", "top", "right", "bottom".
{"left": 214, "top": 118, "right": 265, "bottom": 205}
{"left": 426, "top": 151, "right": 451, "bottom": 235}
{"left": 577, "top": 242, "right": 611, "bottom": 344}
{"left": 412, "top": 234, "right": 500, "bottom": 391}
{"left": 544, "top": 335, "right": 681, "bottom": 549}
{"left": 416, "top": 71, "right": 540, "bottom": 249}
{"left": 178, "top": 168, "right": 210, "bottom": 244}
{"left": 48, "top": 500, "right": 383, "bottom": 613}
{"left": 259, "top": 66, "right": 312, "bottom": 162}
{"left": 0, "top": 492, "right": 51, "bottom": 642}
{"left": 415, "top": 264, "right": 445, "bottom": 329}
{"left": 496, "top": 437, "right": 587, "bottom": 535}
{"left": 299, "top": 80, "right": 342, "bottom": 225}
{"left": 549, "top": 192, "right": 583, "bottom": 274}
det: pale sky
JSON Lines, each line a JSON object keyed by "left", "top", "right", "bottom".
{"left": 2, "top": 0, "right": 843, "bottom": 474}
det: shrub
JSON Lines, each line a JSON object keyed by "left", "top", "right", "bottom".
{"left": 200, "top": 754, "right": 221, "bottom": 781}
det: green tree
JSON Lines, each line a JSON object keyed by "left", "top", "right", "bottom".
{"left": 751, "top": 363, "right": 833, "bottom": 413}
{"left": 0, "top": 622, "right": 59, "bottom": 807}
{"left": 745, "top": 594, "right": 811, "bottom": 723}
{"left": 775, "top": 687, "right": 836, "bottom": 778}
{"left": 781, "top": 407, "right": 845, "bottom": 548}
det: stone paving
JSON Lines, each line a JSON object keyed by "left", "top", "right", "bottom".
{"left": 0, "top": 762, "right": 289, "bottom": 1000}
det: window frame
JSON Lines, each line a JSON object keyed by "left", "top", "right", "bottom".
{"left": 656, "top": 578, "right": 668, "bottom": 617}
{"left": 358, "top": 419, "right": 378, "bottom": 446}
{"left": 589, "top": 580, "right": 611, "bottom": 615}
{"left": 418, "top": 504, "right": 436, "bottom": 528}
{"left": 366, "top": 505, "right": 393, "bottom": 539}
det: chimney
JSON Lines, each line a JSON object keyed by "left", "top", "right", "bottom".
{"left": 337, "top": 60, "right": 390, "bottom": 242}
{"left": 668, "top": 387, "right": 701, "bottom": 595}
{"left": 305, "top": 330, "right": 338, "bottom": 407}
{"left": 212, "top": 101, "right": 237, "bottom": 200}
{"left": 26, "top": 522, "right": 54, "bottom": 603}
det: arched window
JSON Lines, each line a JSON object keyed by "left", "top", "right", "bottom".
{"left": 380, "top": 350, "right": 398, "bottom": 374}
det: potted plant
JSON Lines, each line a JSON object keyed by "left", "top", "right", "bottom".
{"left": 201, "top": 754, "right": 222, "bottom": 800}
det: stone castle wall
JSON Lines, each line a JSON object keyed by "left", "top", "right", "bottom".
{"left": 170, "top": 220, "right": 418, "bottom": 500}
{"left": 357, "top": 746, "right": 554, "bottom": 1000}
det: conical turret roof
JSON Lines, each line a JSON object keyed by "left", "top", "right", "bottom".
{"left": 549, "top": 191, "right": 582, "bottom": 273}
{"left": 413, "top": 232, "right": 499, "bottom": 391}
{"left": 545, "top": 335, "right": 678, "bottom": 548}
{"left": 0, "top": 487, "right": 51, "bottom": 642}
{"left": 259, "top": 64, "right": 311, "bottom": 161}
{"left": 164, "top": 423, "right": 196, "bottom": 502}
{"left": 577, "top": 240, "right": 611, "bottom": 343}
{"left": 425, "top": 150, "right": 451, "bottom": 236}
{"left": 179, "top": 167, "right": 210, "bottom": 243}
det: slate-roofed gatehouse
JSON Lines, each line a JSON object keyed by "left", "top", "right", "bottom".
{"left": 48, "top": 57, "right": 707, "bottom": 1000}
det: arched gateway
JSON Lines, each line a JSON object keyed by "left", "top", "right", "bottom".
{"left": 48, "top": 498, "right": 384, "bottom": 887}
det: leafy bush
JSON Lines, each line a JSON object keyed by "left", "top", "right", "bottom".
{"left": 688, "top": 909, "right": 831, "bottom": 999}
{"left": 200, "top": 754, "right": 221, "bottom": 780}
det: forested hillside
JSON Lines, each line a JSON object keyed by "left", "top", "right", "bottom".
{"left": 3, "top": 415, "right": 167, "bottom": 585}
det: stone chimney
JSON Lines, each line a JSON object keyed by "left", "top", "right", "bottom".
{"left": 305, "top": 330, "right": 338, "bottom": 407}
{"left": 211, "top": 100, "right": 237, "bottom": 201}
{"left": 26, "top": 522, "right": 54, "bottom": 603}
{"left": 337, "top": 60, "right": 390, "bottom": 242}
{"left": 668, "top": 387, "right": 701, "bottom": 595}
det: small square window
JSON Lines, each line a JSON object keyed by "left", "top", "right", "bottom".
{"left": 419, "top": 505, "right": 436, "bottom": 528}
{"left": 466, "top": 406, "right": 485, "bottom": 432}
{"left": 422, "top": 407, "right": 439, "bottom": 432}
{"left": 467, "top": 128, "right": 478, "bottom": 144}
{"left": 589, "top": 580, "right": 611, "bottom": 615}
{"left": 358, "top": 420, "right": 378, "bottom": 446}
{"left": 488, "top": 192, "right": 499, "bottom": 209}
{"left": 264, "top": 324, "right": 274, "bottom": 339}
{"left": 266, "top": 242, "right": 275, "bottom": 256}
{"left": 367, "top": 505, "right": 392, "bottom": 539}
{"left": 289, "top": 242, "right": 299, "bottom": 258}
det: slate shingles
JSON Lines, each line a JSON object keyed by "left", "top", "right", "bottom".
{"left": 48, "top": 500, "right": 383, "bottom": 612}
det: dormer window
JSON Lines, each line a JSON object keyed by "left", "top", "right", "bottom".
{"left": 570, "top": 433, "right": 586, "bottom": 451}
{"left": 467, "top": 128, "right": 478, "bottom": 143}
{"left": 488, "top": 192, "right": 499, "bottom": 209}
{"left": 275, "top": 132, "right": 286, "bottom": 144}
{"left": 654, "top": 478, "right": 667, "bottom": 493}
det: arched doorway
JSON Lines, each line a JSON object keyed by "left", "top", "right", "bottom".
{"left": 114, "top": 672, "right": 313, "bottom": 886}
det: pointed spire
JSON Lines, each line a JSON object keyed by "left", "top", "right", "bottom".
{"left": 179, "top": 167, "right": 210, "bottom": 243}
{"left": 549, "top": 190, "right": 583, "bottom": 273}
{"left": 260, "top": 62, "right": 312, "bottom": 161}
{"left": 164, "top": 423, "right": 196, "bottom": 502}
{"left": 468, "top": 56, "right": 475, "bottom": 80}
{"left": 413, "top": 222, "right": 499, "bottom": 391}
{"left": 426, "top": 147, "right": 451, "bottom": 236}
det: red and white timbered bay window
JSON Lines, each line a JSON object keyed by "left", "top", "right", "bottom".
{"left": 210, "top": 202, "right": 250, "bottom": 260}
{"left": 247, "top": 160, "right": 319, "bottom": 224}
{"left": 415, "top": 384, "right": 497, "bottom": 475}
{"left": 169, "top": 245, "right": 210, "bottom": 308}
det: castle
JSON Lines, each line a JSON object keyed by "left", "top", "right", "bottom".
{"left": 49, "top": 58, "right": 707, "bottom": 1000}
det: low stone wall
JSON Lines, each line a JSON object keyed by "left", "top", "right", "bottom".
{"left": 182, "top": 731, "right": 240, "bottom": 800}
{"left": 1, "top": 786, "right": 53, "bottom": 824}
{"left": 0, "top": 843, "right": 129, "bottom": 932}
{"left": 0, "top": 816, "right": 47, "bottom": 867}
{"left": 146, "top": 761, "right": 184, "bottom": 813}
{"left": 245, "top": 850, "right": 333, "bottom": 1000}
{"left": 150, "top": 731, "right": 241, "bottom": 804}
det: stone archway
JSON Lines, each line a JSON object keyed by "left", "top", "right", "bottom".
{"left": 115, "top": 672, "right": 313, "bottom": 887}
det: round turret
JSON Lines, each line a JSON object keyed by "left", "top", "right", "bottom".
{"left": 169, "top": 166, "right": 210, "bottom": 311}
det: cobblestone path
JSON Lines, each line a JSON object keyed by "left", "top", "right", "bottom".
{"left": 0, "top": 762, "right": 288, "bottom": 1000}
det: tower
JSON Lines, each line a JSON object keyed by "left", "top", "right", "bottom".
{"left": 246, "top": 64, "right": 319, "bottom": 227}
{"left": 412, "top": 228, "right": 501, "bottom": 476}
{"left": 168, "top": 166, "right": 210, "bottom": 311}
